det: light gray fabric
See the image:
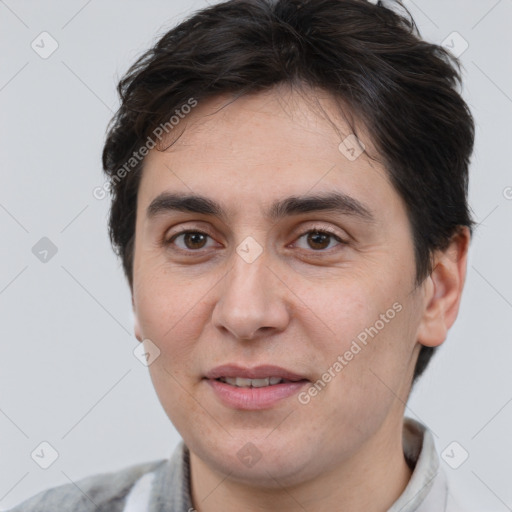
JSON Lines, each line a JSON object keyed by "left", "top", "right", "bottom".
{"left": 8, "top": 417, "right": 464, "bottom": 511}
{"left": 7, "top": 459, "right": 166, "bottom": 512}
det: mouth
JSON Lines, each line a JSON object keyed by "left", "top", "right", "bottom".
{"left": 215, "top": 376, "right": 305, "bottom": 388}
{"left": 204, "top": 364, "right": 310, "bottom": 410}
{"left": 204, "top": 364, "right": 309, "bottom": 384}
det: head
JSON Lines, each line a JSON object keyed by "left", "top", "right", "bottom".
{"left": 102, "top": 0, "right": 473, "bottom": 487}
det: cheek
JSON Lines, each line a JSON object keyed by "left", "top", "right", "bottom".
{"left": 310, "top": 274, "right": 415, "bottom": 394}
{"left": 132, "top": 272, "right": 214, "bottom": 405}
{"left": 134, "top": 271, "right": 210, "bottom": 426}
{"left": 312, "top": 273, "right": 396, "bottom": 342}
{"left": 134, "top": 259, "right": 209, "bottom": 336}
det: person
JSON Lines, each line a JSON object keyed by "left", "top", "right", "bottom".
{"left": 10, "top": 0, "right": 474, "bottom": 510}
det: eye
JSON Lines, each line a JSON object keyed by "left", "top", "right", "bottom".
{"left": 166, "top": 230, "right": 217, "bottom": 251}
{"left": 293, "top": 228, "right": 347, "bottom": 252}
{"left": 164, "top": 226, "right": 348, "bottom": 255}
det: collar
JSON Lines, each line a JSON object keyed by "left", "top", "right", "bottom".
{"left": 389, "top": 417, "right": 449, "bottom": 511}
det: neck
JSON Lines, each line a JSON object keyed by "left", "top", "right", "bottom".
{"left": 189, "top": 416, "right": 413, "bottom": 512}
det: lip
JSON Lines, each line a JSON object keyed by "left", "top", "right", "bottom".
{"left": 204, "top": 364, "right": 309, "bottom": 410}
{"left": 204, "top": 364, "right": 308, "bottom": 381}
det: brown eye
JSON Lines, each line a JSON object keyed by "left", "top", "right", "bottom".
{"left": 294, "top": 229, "right": 347, "bottom": 252}
{"left": 306, "top": 231, "right": 332, "bottom": 250}
{"left": 167, "top": 231, "right": 214, "bottom": 251}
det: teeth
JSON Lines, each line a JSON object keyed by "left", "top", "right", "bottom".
{"left": 220, "top": 377, "right": 285, "bottom": 387}
{"left": 250, "top": 378, "right": 270, "bottom": 388}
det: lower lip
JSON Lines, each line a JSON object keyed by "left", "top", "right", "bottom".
{"left": 206, "top": 379, "right": 308, "bottom": 410}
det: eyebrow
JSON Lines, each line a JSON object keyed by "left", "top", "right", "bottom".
{"left": 146, "top": 191, "right": 375, "bottom": 223}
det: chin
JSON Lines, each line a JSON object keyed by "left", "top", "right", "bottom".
{"left": 188, "top": 431, "right": 323, "bottom": 488}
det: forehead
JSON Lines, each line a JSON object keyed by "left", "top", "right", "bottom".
{"left": 137, "top": 86, "right": 397, "bottom": 222}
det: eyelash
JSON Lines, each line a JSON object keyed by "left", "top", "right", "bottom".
{"left": 164, "top": 226, "right": 348, "bottom": 255}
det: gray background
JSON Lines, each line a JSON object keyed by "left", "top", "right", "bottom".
{"left": 1, "top": 0, "right": 511, "bottom": 510}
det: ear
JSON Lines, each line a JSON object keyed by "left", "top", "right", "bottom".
{"left": 132, "top": 294, "right": 143, "bottom": 343}
{"left": 416, "top": 227, "right": 471, "bottom": 347}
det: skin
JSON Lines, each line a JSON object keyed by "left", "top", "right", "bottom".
{"left": 131, "top": 85, "right": 470, "bottom": 512}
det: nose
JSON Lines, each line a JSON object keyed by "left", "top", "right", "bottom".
{"left": 211, "top": 248, "right": 291, "bottom": 340}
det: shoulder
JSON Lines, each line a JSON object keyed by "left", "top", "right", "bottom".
{"left": 7, "top": 459, "right": 166, "bottom": 512}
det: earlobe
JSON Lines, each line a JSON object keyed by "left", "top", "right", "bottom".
{"left": 417, "top": 227, "right": 470, "bottom": 348}
{"left": 134, "top": 316, "right": 143, "bottom": 342}
{"left": 132, "top": 295, "right": 143, "bottom": 342}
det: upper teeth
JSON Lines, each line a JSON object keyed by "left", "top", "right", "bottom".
{"left": 220, "top": 377, "right": 284, "bottom": 387}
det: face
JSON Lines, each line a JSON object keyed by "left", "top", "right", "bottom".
{"left": 131, "top": 86, "right": 427, "bottom": 487}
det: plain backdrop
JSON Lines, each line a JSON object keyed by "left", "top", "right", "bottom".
{"left": 1, "top": 0, "right": 511, "bottom": 510}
